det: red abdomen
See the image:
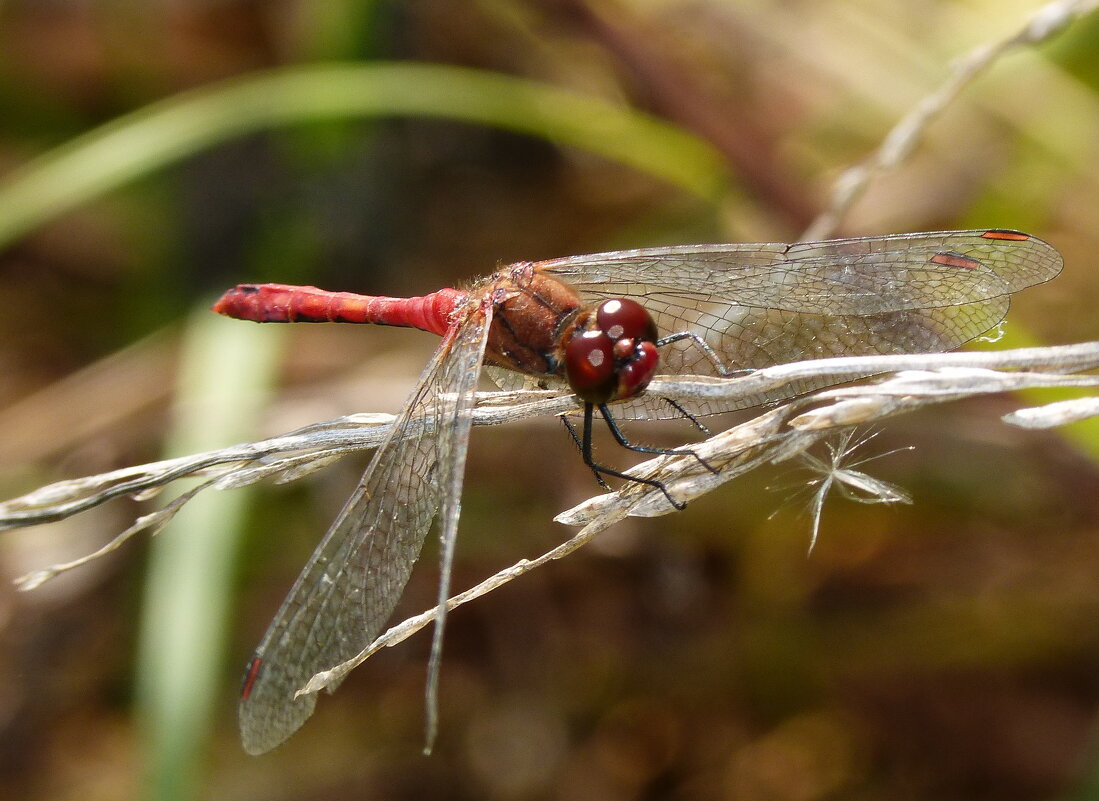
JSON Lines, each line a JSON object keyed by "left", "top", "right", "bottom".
{"left": 212, "top": 283, "right": 467, "bottom": 337}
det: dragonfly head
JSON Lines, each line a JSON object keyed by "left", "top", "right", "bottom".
{"left": 564, "top": 298, "right": 659, "bottom": 404}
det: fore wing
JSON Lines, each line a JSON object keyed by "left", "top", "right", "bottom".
{"left": 533, "top": 230, "right": 1062, "bottom": 416}
{"left": 238, "top": 302, "right": 491, "bottom": 755}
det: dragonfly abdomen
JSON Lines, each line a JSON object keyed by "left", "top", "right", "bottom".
{"left": 213, "top": 283, "right": 467, "bottom": 336}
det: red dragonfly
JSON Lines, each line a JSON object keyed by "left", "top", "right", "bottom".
{"left": 213, "top": 229, "right": 1061, "bottom": 754}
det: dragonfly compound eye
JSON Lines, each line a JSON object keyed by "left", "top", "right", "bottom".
{"left": 565, "top": 299, "right": 662, "bottom": 404}
{"left": 565, "top": 329, "right": 617, "bottom": 403}
{"left": 615, "top": 339, "right": 659, "bottom": 400}
{"left": 595, "top": 298, "right": 658, "bottom": 345}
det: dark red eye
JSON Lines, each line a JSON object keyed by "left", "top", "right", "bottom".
{"left": 595, "top": 299, "right": 658, "bottom": 344}
{"left": 565, "top": 299, "right": 660, "bottom": 404}
{"left": 564, "top": 329, "right": 617, "bottom": 404}
{"left": 616, "top": 340, "right": 659, "bottom": 400}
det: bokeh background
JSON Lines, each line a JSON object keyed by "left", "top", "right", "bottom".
{"left": 1, "top": 1, "right": 1098, "bottom": 799}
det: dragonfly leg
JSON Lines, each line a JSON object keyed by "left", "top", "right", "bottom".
{"left": 662, "top": 397, "right": 712, "bottom": 437}
{"left": 655, "top": 331, "right": 752, "bottom": 378}
{"left": 599, "top": 404, "right": 719, "bottom": 477}
{"left": 561, "top": 414, "right": 610, "bottom": 490}
{"left": 577, "top": 403, "right": 686, "bottom": 510}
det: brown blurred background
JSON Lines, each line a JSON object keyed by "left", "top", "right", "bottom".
{"left": 1, "top": 1, "right": 1098, "bottom": 799}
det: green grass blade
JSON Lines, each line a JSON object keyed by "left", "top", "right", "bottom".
{"left": 0, "top": 62, "right": 729, "bottom": 250}
{"left": 134, "top": 311, "right": 284, "bottom": 801}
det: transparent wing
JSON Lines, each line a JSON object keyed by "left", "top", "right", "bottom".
{"left": 532, "top": 230, "right": 1062, "bottom": 417}
{"left": 538, "top": 230, "right": 1060, "bottom": 314}
{"left": 238, "top": 302, "right": 491, "bottom": 755}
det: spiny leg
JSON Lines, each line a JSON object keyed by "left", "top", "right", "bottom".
{"left": 655, "top": 331, "right": 753, "bottom": 378}
{"left": 598, "top": 403, "right": 719, "bottom": 477}
{"left": 562, "top": 413, "right": 610, "bottom": 490}
{"left": 577, "top": 403, "right": 686, "bottom": 510}
{"left": 662, "top": 397, "right": 711, "bottom": 437}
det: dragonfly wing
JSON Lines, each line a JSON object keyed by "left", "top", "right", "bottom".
{"left": 423, "top": 296, "right": 495, "bottom": 747}
{"left": 238, "top": 301, "right": 491, "bottom": 755}
{"left": 537, "top": 231, "right": 1061, "bottom": 417}
{"left": 539, "top": 231, "right": 1060, "bottom": 314}
{"left": 605, "top": 298, "right": 1011, "bottom": 419}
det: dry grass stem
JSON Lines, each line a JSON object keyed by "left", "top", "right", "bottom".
{"left": 803, "top": 0, "right": 1099, "bottom": 239}
{"left": 5, "top": 340, "right": 1097, "bottom": 692}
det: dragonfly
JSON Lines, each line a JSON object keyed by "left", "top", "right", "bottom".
{"left": 213, "top": 228, "right": 1061, "bottom": 754}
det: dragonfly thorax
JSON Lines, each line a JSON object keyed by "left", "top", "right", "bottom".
{"left": 481, "top": 265, "right": 661, "bottom": 404}
{"left": 482, "top": 266, "right": 584, "bottom": 376}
